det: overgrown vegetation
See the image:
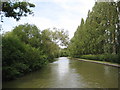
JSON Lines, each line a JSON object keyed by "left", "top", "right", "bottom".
{"left": 68, "top": 1, "right": 120, "bottom": 64}
{"left": 2, "top": 24, "right": 69, "bottom": 81}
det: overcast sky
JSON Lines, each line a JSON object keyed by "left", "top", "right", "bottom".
{"left": 1, "top": 0, "right": 95, "bottom": 38}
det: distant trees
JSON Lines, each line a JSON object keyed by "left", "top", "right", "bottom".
{"left": 68, "top": 1, "right": 120, "bottom": 63}
{"left": 2, "top": 24, "right": 69, "bottom": 81}
{"left": 40, "top": 28, "right": 69, "bottom": 60}
{"left": 59, "top": 48, "right": 69, "bottom": 57}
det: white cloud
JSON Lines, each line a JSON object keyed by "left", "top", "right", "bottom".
{"left": 50, "top": 0, "right": 95, "bottom": 38}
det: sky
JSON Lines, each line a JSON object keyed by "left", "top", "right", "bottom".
{"left": 1, "top": 0, "right": 95, "bottom": 39}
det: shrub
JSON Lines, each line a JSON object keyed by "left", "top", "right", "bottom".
{"left": 80, "top": 54, "right": 120, "bottom": 64}
{"left": 2, "top": 32, "right": 49, "bottom": 81}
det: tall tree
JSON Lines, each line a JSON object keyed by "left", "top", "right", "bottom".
{"left": 68, "top": 1, "right": 120, "bottom": 58}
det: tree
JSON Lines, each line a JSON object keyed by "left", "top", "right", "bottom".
{"left": 41, "top": 28, "right": 69, "bottom": 60}
{"left": 2, "top": 25, "right": 46, "bottom": 81}
{"left": 0, "top": 0, "right": 35, "bottom": 21}
{"left": 13, "top": 23, "right": 41, "bottom": 48}
{"left": 51, "top": 28, "right": 69, "bottom": 47}
{"left": 41, "top": 29, "right": 59, "bottom": 60}
{"left": 68, "top": 1, "right": 120, "bottom": 63}
{"left": 116, "top": 1, "right": 120, "bottom": 54}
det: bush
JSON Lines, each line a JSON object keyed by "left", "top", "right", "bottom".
{"left": 2, "top": 32, "right": 48, "bottom": 81}
{"left": 80, "top": 55, "right": 98, "bottom": 60}
{"left": 80, "top": 54, "right": 120, "bottom": 64}
{"left": 2, "top": 33, "right": 27, "bottom": 80}
{"left": 2, "top": 66, "right": 20, "bottom": 81}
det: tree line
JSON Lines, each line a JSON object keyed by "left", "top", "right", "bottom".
{"left": 2, "top": 24, "right": 69, "bottom": 81}
{"left": 68, "top": 1, "right": 120, "bottom": 63}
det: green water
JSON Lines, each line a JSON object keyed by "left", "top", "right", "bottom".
{"left": 3, "top": 57, "right": 119, "bottom": 88}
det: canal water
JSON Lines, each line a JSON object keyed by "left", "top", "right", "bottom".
{"left": 3, "top": 57, "right": 119, "bottom": 88}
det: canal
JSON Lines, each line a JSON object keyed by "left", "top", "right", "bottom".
{"left": 3, "top": 57, "right": 119, "bottom": 88}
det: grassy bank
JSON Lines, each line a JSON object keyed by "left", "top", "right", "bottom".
{"left": 75, "top": 58, "right": 120, "bottom": 68}
{"left": 79, "top": 54, "right": 120, "bottom": 64}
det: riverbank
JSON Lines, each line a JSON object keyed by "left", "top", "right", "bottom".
{"left": 69, "top": 57, "right": 120, "bottom": 68}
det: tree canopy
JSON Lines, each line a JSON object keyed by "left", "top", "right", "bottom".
{"left": 0, "top": 0, "right": 35, "bottom": 21}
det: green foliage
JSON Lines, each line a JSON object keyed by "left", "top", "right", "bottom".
{"left": 52, "top": 28, "right": 69, "bottom": 47}
{"left": 41, "top": 28, "right": 69, "bottom": 61}
{"left": 59, "top": 48, "right": 69, "bottom": 57}
{"left": 1, "top": 1, "right": 35, "bottom": 21}
{"left": 13, "top": 23, "right": 41, "bottom": 48}
{"left": 2, "top": 24, "right": 69, "bottom": 81}
{"left": 80, "top": 54, "right": 120, "bottom": 64}
{"left": 24, "top": 44, "right": 48, "bottom": 71}
{"left": 2, "top": 32, "right": 25, "bottom": 66}
{"left": 68, "top": 1, "right": 120, "bottom": 64}
{"left": 2, "top": 31, "right": 48, "bottom": 81}
{"left": 2, "top": 32, "right": 26, "bottom": 80}
{"left": 40, "top": 29, "right": 59, "bottom": 62}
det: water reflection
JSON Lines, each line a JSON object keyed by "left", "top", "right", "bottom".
{"left": 52, "top": 57, "right": 85, "bottom": 88}
{"left": 104, "top": 66, "right": 110, "bottom": 75}
{"left": 58, "top": 57, "right": 69, "bottom": 80}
